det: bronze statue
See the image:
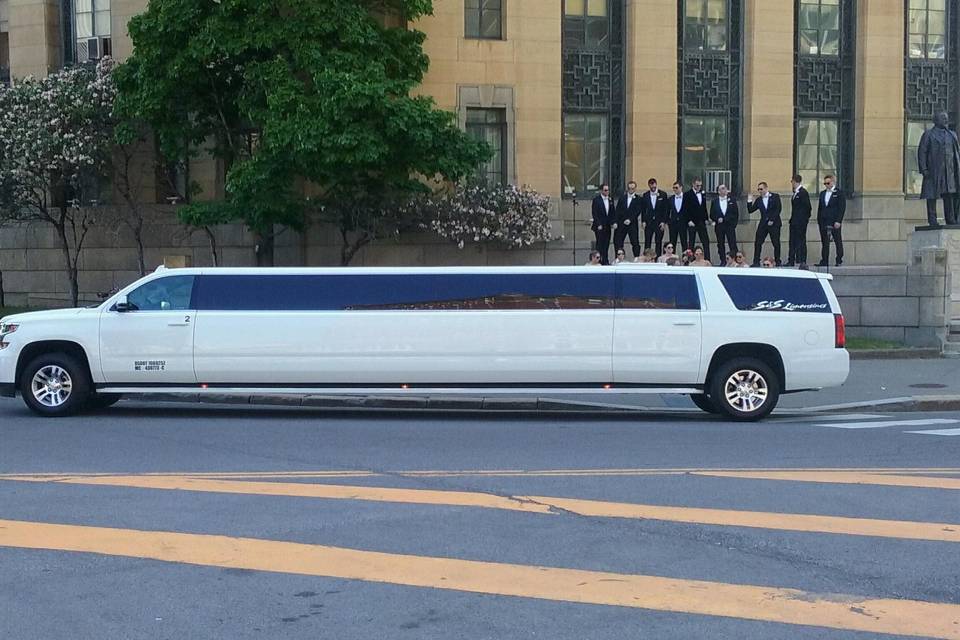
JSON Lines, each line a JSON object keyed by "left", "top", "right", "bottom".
{"left": 918, "top": 111, "right": 960, "bottom": 226}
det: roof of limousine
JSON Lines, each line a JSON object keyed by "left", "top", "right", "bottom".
{"left": 146, "top": 265, "right": 831, "bottom": 280}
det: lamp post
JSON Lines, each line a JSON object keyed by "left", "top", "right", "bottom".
{"left": 570, "top": 191, "right": 578, "bottom": 265}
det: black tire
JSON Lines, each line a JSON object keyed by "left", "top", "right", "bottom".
{"left": 690, "top": 393, "right": 719, "bottom": 414}
{"left": 19, "top": 352, "right": 92, "bottom": 417}
{"left": 86, "top": 393, "right": 122, "bottom": 410}
{"left": 709, "top": 357, "right": 780, "bottom": 421}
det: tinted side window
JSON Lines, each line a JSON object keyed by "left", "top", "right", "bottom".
{"left": 617, "top": 274, "right": 700, "bottom": 310}
{"left": 193, "top": 274, "right": 616, "bottom": 311}
{"left": 125, "top": 276, "right": 195, "bottom": 311}
{"left": 719, "top": 275, "right": 831, "bottom": 312}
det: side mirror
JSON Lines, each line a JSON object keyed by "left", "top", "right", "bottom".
{"left": 114, "top": 295, "right": 133, "bottom": 313}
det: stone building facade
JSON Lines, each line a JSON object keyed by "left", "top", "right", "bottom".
{"left": 0, "top": 0, "right": 959, "bottom": 306}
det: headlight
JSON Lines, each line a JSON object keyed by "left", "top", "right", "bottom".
{"left": 0, "top": 323, "right": 18, "bottom": 349}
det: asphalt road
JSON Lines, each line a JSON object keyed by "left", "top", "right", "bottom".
{"left": 1, "top": 398, "right": 959, "bottom": 639}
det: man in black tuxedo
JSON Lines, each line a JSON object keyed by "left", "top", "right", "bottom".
{"left": 747, "top": 181, "right": 783, "bottom": 266}
{"left": 786, "top": 174, "right": 812, "bottom": 267}
{"left": 641, "top": 178, "right": 669, "bottom": 256}
{"left": 668, "top": 181, "right": 687, "bottom": 252}
{"left": 709, "top": 183, "right": 738, "bottom": 264}
{"left": 591, "top": 184, "right": 615, "bottom": 265}
{"left": 614, "top": 180, "right": 643, "bottom": 259}
{"left": 682, "top": 177, "right": 711, "bottom": 262}
{"left": 816, "top": 174, "right": 846, "bottom": 267}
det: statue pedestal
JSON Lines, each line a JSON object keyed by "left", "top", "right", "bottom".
{"left": 909, "top": 226, "right": 960, "bottom": 320}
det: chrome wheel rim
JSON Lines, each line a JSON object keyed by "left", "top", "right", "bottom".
{"left": 723, "top": 369, "right": 768, "bottom": 414}
{"left": 31, "top": 365, "right": 73, "bottom": 408}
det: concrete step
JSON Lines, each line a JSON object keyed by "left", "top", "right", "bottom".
{"left": 942, "top": 340, "right": 960, "bottom": 355}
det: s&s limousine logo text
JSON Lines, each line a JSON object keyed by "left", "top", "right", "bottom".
{"left": 751, "top": 300, "right": 829, "bottom": 312}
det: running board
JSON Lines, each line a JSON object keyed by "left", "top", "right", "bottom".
{"left": 97, "top": 386, "right": 705, "bottom": 396}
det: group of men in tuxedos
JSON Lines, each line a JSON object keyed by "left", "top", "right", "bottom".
{"left": 590, "top": 174, "right": 846, "bottom": 267}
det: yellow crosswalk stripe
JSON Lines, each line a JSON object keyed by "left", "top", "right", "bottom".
{"left": 0, "top": 518, "right": 957, "bottom": 639}
{"left": 6, "top": 474, "right": 959, "bottom": 543}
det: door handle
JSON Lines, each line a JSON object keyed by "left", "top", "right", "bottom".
{"left": 673, "top": 321, "right": 696, "bottom": 326}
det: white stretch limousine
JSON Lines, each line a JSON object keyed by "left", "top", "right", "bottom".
{"left": 0, "top": 266, "right": 849, "bottom": 420}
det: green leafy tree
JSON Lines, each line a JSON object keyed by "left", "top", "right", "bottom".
{"left": 115, "top": 0, "right": 488, "bottom": 265}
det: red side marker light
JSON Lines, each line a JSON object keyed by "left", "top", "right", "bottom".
{"left": 834, "top": 314, "right": 846, "bottom": 349}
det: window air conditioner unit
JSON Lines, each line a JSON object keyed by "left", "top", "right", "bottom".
{"left": 706, "top": 170, "right": 732, "bottom": 194}
{"left": 77, "top": 37, "right": 111, "bottom": 63}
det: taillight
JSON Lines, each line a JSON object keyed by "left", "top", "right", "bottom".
{"left": 834, "top": 314, "right": 845, "bottom": 349}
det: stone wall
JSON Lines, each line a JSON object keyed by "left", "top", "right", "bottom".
{"left": 0, "top": 199, "right": 942, "bottom": 309}
{"left": 830, "top": 247, "right": 950, "bottom": 348}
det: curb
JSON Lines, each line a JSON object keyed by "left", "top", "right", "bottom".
{"left": 797, "top": 394, "right": 960, "bottom": 414}
{"left": 848, "top": 348, "right": 942, "bottom": 360}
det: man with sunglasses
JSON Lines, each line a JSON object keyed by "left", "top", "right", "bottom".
{"left": 747, "top": 181, "right": 783, "bottom": 267}
{"left": 816, "top": 175, "right": 845, "bottom": 267}
{"left": 591, "top": 184, "right": 616, "bottom": 265}
{"left": 640, "top": 178, "right": 669, "bottom": 257}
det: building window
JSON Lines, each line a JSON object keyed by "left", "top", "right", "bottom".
{"left": 564, "top": 0, "right": 609, "bottom": 48}
{"left": 908, "top": 0, "right": 947, "bottom": 59}
{"left": 466, "top": 108, "right": 508, "bottom": 186}
{"left": 678, "top": 0, "right": 740, "bottom": 192}
{"left": 465, "top": 0, "right": 503, "bottom": 40}
{"left": 797, "top": 119, "right": 838, "bottom": 194}
{"left": 684, "top": 0, "right": 728, "bottom": 52}
{"left": 905, "top": 121, "right": 934, "bottom": 195}
{"left": 74, "top": 0, "right": 111, "bottom": 62}
{"left": 798, "top": 0, "right": 840, "bottom": 56}
{"left": 681, "top": 116, "right": 727, "bottom": 188}
{"left": 794, "top": 0, "right": 854, "bottom": 193}
{"left": 563, "top": 113, "right": 608, "bottom": 196}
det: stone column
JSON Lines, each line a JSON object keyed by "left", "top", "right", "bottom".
{"left": 741, "top": 0, "right": 794, "bottom": 194}
{"left": 849, "top": 0, "right": 908, "bottom": 264}
{"left": 624, "top": 0, "right": 677, "bottom": 186}
{"left": 7, "top": 0, "right": 61, "bottom": 78}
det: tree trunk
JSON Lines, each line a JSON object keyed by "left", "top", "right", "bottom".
{"left": 54, "top": 220, "right": 79, "bottom": 307}
{"left": 203, "top": 227, "right": 220, "bottom": 266}
{"left": 340, "top": 229, "right": 372, "bottom": 266}
{"left": 134, "top": 229, "right": 146, "bottom": 277}
{"left": 254, "top": 229, "right": 275, "bottom": 267}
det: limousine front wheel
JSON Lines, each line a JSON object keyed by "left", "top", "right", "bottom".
{"left": 20, "top": 352, "right": 91, "bottom": 417}
{"left": 710, "top": 358, "right": 780, "bottom": 421}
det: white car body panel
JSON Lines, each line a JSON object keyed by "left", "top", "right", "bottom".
{"left": 0, "top": 266, "right": 850, "bottom": 406}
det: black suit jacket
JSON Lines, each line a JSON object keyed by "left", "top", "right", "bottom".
{"left": 709, "top": 198, "right": 739, "bottom": 227}
{"left": 681, "top": 189, "right": 709, "bottom": 225}
{"left": 591, "top": 195, "right": 615, "bottom": 232}
{"left": 667, "top": 193, "right": 685, "bottom": 225}
{"left": 817, "top": 189, "right": 846, "bottom": 226}
{"left": 640, "top": 189, "right": 669, "bottom": 225}
{"left": 616, "top": 192, "right": 643, "bottom": 227}
{"left": 790, "top": 187, "right": 812, "bottom": 225}
{"left": 747, "top": 193, "right": 783, "bottom": 227}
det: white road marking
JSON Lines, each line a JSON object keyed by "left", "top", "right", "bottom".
{"left": 905, "top": 428, "right": 960, "bottom": 437}
{"left": 814, "top": 419, "right": 960, "bottom": 430}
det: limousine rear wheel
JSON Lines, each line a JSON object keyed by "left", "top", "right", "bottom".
{"left": 20, "top": 352, "right": 92, "bottom": 417}
{"left": 710, "top": 358, "right": 780, "bottom": 421}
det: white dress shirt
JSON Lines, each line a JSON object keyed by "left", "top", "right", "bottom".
{"left": 718, "top": 197, "right": 728, "bottom": 215}
{"left": 674, "top": 195, "right": 683, "bottom": 212}
{"left": 824, "top": 189, "right": 833, "bottom": 206}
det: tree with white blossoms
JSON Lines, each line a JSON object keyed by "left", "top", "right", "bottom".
{"left": 419, "top": 182, "right": 555, "bottom": 250}
{"left": 0, "top": 59, "right": 116, "bottom": 307}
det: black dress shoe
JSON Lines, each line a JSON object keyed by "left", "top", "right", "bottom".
{"left": 784, "top": 262, "right": 795, "bottom": 267}
{"left": 835, "top": 260, "right": 843, "bottom": 267}
{"left": 815, "top": 261, "right": 829, "bottom": 267}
